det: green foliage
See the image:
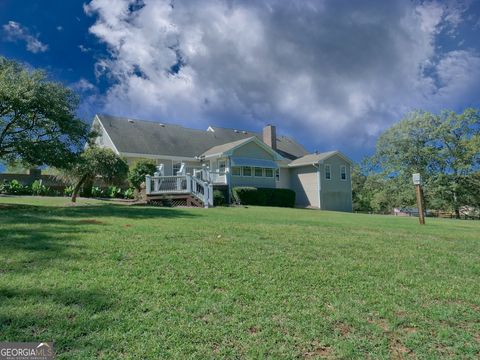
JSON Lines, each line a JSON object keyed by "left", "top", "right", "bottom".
{"left": 69, "top": 147, "right": 129, "bottom": 202}
{"left": 232, "top": 186, "right": 295, "bottom": 207}
{"left": 123, "top": 188, "right": 135, "bottom": 199}
{"left": 0, "top": 179, "right": 29, "bottom": 195}
{"left": 0, "top": 56, "right": 91, "bottom": 168}
{"left": 31, "top": 180, "right": 51, "bottom": 196}
{"left": 365, "top": 108, "right": 480, "bottom": 214}
{"left": 91, "top": 186, "right": 105, "bottom": 198}
{"left": 106, "top": 185, "right": 123, "bottom": 199}
{"left": 213, "top": 189, "right": 226, "bottom": 206}
{"left": 128, "top": 159, "right": 157, "bottom": 191}
{"left": 63, "top": 186, "right": 74, "bottom": 197}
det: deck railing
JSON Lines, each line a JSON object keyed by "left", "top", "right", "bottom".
{"left": 146, "top": 174, "right": 214, "bottom": 208}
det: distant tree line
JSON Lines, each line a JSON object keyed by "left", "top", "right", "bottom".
{"left": 353, "top": 109, "right": 480, "bottom": 217}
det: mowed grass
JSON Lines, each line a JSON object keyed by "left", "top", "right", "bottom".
{"left": 0, "top": 196, "right": 479, "bottom": 359}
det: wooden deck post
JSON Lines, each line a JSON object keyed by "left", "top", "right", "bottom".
{"left": 145, "top": 175, "right": 151, "bottom": 195}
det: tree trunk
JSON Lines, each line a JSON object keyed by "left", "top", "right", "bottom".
{"left": 71, "top": 174, "right": 89, "bottom": 203}
{"left": 453, "top": 190, "right": 460, "bottom": 219}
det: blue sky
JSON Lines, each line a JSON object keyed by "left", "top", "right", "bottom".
{"left": 1, "top": 0, "right": 480, "bottom": 161}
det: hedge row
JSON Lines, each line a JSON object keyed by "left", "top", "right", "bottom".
{"left": 232, "top": 186, "right": 295, "bottom": 207}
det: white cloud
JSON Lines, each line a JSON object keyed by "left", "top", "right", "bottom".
{"left": 78, "top": 44, "right": 91, "bottom": 53}
{"left": 2, "top": 21, "right": 48, "bottom": 53}
{"left": 83, "top": 0, "right": 479, "bottom": 153}
{"left": 56, "top": 25, "right": 63, "bottom": 31}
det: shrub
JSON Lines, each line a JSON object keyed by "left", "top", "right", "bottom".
{"left": 129, "top": 159, "right": 157, "bottom": 191}
{"left": 64, "top": 186, "right": 74, "bottom": 197}
{"left": 0, "top": 179, "right": 31, "bottom": 195}
{"left": 91, "top": 186, "right": 105, "bottom": 198}
{"left": 232, "top": 187, "right": 295, "bottom": 208}
{"left": 31, "top": 180, "right": 51, "bottom": 196}
{"left": 213, "top": 190, "right": 226, "bottom": 206}
{"left": 107, "top": 185, "right": 123, "bottom": 199}
{"left": 123, "top": 188, "right": 135, "bottom": 199}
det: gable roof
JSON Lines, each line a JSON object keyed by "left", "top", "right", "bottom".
{"left": 288, "top": 151, "right": 353, "bottom": 167}
{"left": 207, "top": 126, "right": 308, "bottom": 160}
{"left": 95, "top": 114, "right": 308, "bottom": 160}
{"left": 201, "top": 137, "right": 283, "bottom": 160}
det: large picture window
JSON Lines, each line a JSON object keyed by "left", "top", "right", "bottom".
{"left": 264, "top": 168, "right": 274, "bottom": 178}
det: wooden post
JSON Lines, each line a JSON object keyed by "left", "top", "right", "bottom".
{"left": 412, "top": 173, "right": 425, "bottom": 225}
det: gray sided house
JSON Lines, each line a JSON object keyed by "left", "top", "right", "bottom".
{"left": 91, "top": 114, "right": 353, "bottom": 211}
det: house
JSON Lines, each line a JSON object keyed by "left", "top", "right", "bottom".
{"left": 91, "top": 114, "right": 353, "bottom": 211}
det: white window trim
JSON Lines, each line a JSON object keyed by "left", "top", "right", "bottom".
{"left": 325, "top": 164, "right": 332, "bottom": 180}
{"left": 275, "top": 168, "right": 280, "bottom": 182}
{"left": 340, "top": 165, "right": 347, "bottom": 181}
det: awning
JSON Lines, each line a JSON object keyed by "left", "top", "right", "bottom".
{"left": 230, "top": 157, "right": 278, "bottom": 168}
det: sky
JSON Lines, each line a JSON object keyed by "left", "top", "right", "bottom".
{"left": 1, "top": 0, "right": 480, "bottom": 161}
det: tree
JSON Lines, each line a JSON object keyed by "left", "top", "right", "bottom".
{"left": 0, "top": 57, "right": 90, "bottom": 168}
{"left": 128, "top": 159, "right": 157, "bottom": 192}
{"left": 70, "top": 147, "right": 128, "bottom": 202}
{"left": 369, "top": 109, "right": 480, "bottom": 216}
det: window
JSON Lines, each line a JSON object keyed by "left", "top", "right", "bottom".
{"left": 254, "top": 167, "right": 263, "bottom": 177}
{"left": 242, "top": 166, "right": 252, "bottom": 176}
{"left": 325, "top": 164, "right": 331, "bottom": 180}
{"left": 275, "top": 168, "right": 280, "bottom": 182}
{"left": 173, "top": 162, "right": 182, "bottom": 175}
{"left": 232, "top": 166, "right": 241, "bottom": 176}
{"left": 264, "top": 168, "right": 274, "bottom": 178}
{"left": 218, "top": 160, "right": 226, "bottom": 172}
{"left": 340, "top": 165, "right": 347, "bottom": 180}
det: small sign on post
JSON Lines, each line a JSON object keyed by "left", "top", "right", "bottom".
{"left": 412, "top": 173, "right": 425, "bottom": 225}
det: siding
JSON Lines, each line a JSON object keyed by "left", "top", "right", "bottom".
{"left": 230, "top": 175, "right": 276, "bottom": 188}
{"left": 231, "top": 141, "right": 275, "bottom": 160}
{"left": 289, "top": 165, "right": 319, "bottom": 207}
{"left": 319, "top": 154, "right": 352, "bottom": 212}
{"left": 276, "top": 167, "right": 290, "bottom": 189}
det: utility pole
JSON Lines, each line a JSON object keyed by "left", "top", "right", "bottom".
{"left": 412, "top": 173, "right": 425, "bottom": 225}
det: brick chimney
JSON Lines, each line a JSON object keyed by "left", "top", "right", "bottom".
{"left": 263, "top": 124, "right": 277, "bottom": 151}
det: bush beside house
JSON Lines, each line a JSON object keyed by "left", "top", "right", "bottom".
{"left": 232, "top": 187, "right": 295, "bottom": 207}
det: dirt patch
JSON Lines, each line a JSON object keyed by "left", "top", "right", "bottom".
{"left": 248, "top": 326, "right": 259, "bottom": 335}
{"left": 78, "top": 219, "right": 105, "bottom": 225}
{"left": 402, "top": 327, "right": 417, "bottom": 334}
{"left": 124, "top": 224, "right": 132, "bottom": 228}
{"left": 368, "top": 318, "right": 389, "bottom": 332}
{"left": 390, "top": 338, "right": 411, "bottom": 359}
{"left": 303, "top": 344, "right": 333, "bottom": 359}
{"left": 335, "top": 322, "right": 352, "bottom": 337}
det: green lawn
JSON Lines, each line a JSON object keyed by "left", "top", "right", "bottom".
{"left": 0, "top": 196, "right": 479, "bottom": 359}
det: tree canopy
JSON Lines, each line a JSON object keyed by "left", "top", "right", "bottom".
{"left": 0, "top": 57, "right": 90, "bottom": 168}
{"left": 361, "top": 108, "right": 480, "bottom": 215}
{"left": 128, "top": 159, "right": 157, "bottom": 191}
{"left": 70, "top": 147, "right": 129, "bottom": 202}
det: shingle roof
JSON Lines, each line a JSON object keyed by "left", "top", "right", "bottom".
{"left": 207, "top": 126, "right": 309, "bottom": 160}
{"left": 288, "top": 151, "right": 353, "bottom": 167}
{"left": 201, "top": 137, "right": 254, "bottom": 157}
{"left": 96, "top": 114, "right": 309, "bottom": 159}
